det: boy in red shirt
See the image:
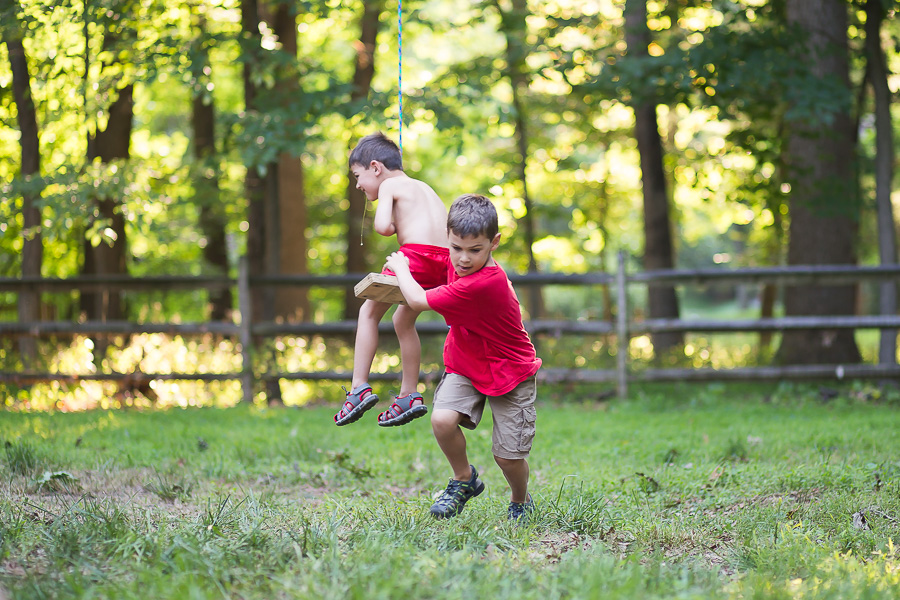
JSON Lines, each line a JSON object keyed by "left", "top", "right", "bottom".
{"left": 334, "top": 133, "right": 449, "bottom": 427}
{"left": 385, "top": 194, "right": 541, "bottom": 521}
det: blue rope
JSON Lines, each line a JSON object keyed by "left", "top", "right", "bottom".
{"left": 398, "top": 0, "right": 402, "bottom": 157}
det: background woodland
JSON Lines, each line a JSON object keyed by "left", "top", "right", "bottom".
{"left": 2, "top": 0, "right": 900, "bottom": 408}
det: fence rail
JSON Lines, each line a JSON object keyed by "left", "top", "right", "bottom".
{"left": 3, "top": 254, "right": 900, "bottom": 400}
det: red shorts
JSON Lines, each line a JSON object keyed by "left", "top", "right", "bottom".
{"left": 382, "top": 244, "right": 449, "bottom": 290}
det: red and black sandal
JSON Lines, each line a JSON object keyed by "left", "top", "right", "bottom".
{"left": 334, "top": 383, "right": 379, "bottom": 426}
{"left": 377, "top": 393, "right": 428, "bottom": 427}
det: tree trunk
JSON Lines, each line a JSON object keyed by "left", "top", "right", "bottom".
{"left": 497, "top": 0, "right": 543, "bottom": 319}
{"left": 263, "top": 156, "right": 280, "bottom": 326}
{"left": 623, "top": 0, "right": 683, "bottom": 357}
{"left": 344, "top": 0, "right": 384, "bottom": 320}
{"left": 81, "top": 9, "right": 134, "bottom": 341}
{"left": 191, "top": 10, "right": 232, "bottom": 322}
{"left": 778, "top": 0, "right": 860, "bottom": 365}
{"left": 264, "top": 165, "right": 283, "bottom": 405}
{"left": 4, "top": 28, "right": 42, "bottom": 366}
{"left": 270, "top": 1, "right": 310, "bottom": 323}
{"left": 81, "top": 74, "right": 132, "bottom": 367}
{"left": 865, "top": 0, "right": 898, "bottom": 366}
{"left": 83, "top": 83, "right": 132, "bottom": 323}
{"left": 242, "top": 0, "right": 266, "bottom": 325}
{"left": 276, "top": 154, "right": 310, "bottom": 321}
{"left": 241, "top": 0, "right": 268, "bottom": 403}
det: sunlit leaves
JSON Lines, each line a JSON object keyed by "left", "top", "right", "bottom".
{"left": 0, "top": 0, "right": 886, "bottom": 316}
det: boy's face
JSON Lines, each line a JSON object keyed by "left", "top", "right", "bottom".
{"left": 350, "top": 161, "right": 381, "bottom": 200}
{"left": 448, "top": 230, "right": 501, "bottom": 277}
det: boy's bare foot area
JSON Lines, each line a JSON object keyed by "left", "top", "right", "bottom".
{"left": 377, "top": 393, "right": 428, "bottom": 427}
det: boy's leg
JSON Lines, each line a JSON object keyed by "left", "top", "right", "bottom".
{"left": 488, "top": 376, "right": 537, "bottom": 509}
{"left": 351, "top": 299, "right": 391, "bottom": 389}
{"left": 430, "top": 407, "right": 484, "bottom": 518}
{"left": 431, "top": 409, "right": 472, "bottom": 480}
{"left": 392, "top": 304, "right": 422, "bottom": 399}
{"left": 336, "top": 300, "right": 391, "bottom": 425}
{"left": 494, "top": 456, "right": 529, "bottom": 504}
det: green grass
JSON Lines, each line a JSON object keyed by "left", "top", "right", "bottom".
{"left": 1, "top": 382, "right": 899, "bottom": 599}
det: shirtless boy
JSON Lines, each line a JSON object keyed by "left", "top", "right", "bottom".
{"left": 334, "top": 132, "right": 450, "bottom": 427}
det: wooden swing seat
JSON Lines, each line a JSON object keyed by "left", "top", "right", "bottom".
{"left": 354, "top": 273, "right": 407, "bottom": 305}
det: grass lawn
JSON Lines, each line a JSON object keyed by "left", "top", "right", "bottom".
{"left": 1, "top": 382, "right": 899, "bottom": 599}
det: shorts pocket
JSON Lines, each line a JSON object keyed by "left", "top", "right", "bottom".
{"left": 517, "top": 406, "right": 537, "bottom": 452}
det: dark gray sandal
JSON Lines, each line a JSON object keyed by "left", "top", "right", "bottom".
{"left": 377, "top": 393, "right": 427, "bottom": 427}
{"left": 334, "top": 383, "right": 379, "bottom": 426}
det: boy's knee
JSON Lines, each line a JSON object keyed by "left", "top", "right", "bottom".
{"left": 431, "top": 408, "right": 461, "bottom": 432}
{"left": 494, "top": 456, "right": 523, "bottom": 471}
{"left": 360, "top": 300, "right": 388, "bottom": 321}
{"left": 359, "top": 300, "right": 377, "bottom": 318}
{"left": 392, "top": 306, "right": 418, "bottom": 329}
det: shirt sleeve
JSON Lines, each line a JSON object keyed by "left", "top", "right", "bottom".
{"left": 426, "top": 280, "right": 479, "bottom": 326}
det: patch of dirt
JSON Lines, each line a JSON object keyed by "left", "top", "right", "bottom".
{"left": 523, "top": 489, "right": 822, "bottom": 575}
{"left": 632, "top": 488, "right": 826, "bottom": 576}
{"left": 724, "top": 488, "right": 824, "bottom": 512}
{"left": 0, "top": 559, "right": 25, "bottom": 578}
{"left": 640, "top": 534, "right": 737, "bottom": 578}
{"left": 531, "top": 531, "right": 595, "bottom": 563}
{"left": 3, "top": 466, "right": 335, "bottom": 527}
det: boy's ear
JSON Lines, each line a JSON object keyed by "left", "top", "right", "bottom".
{"left": 369, "top": 160, "right": 383, "bottom": 175}
{"left": 490, "top": 233, "right": 501, "bottom": 251}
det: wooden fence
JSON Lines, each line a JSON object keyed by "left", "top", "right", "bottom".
{"left": 2, "top": 253, "right": 900, "bottom": 401}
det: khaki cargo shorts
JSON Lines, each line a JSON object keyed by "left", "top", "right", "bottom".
{"left": 433, "top": 372, "right": 537, "bottom": 460}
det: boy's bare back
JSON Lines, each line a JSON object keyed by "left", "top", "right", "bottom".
{"left": 374, "top": 175, "right": 448, "bottom": 247}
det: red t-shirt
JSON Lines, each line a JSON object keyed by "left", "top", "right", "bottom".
{"left": 426, "top": 263, "right": 541, "bottom": 396}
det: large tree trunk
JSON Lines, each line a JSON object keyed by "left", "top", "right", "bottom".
{"left": 81, "top": 8, "right": 134, "bottom": 341}
{"left": 254, "top": 0, "right": 315, "bottom": 405}
{"left": 778, "top": 0, "right": 860, "bottom": 365}
{"left": 82, "top": 79, "right": 132, "bottom": 368}
{"left": 241, "top": 0, "right": 268, "bottom": 403}
{"left": 264, "top": 162, "right": 283, "bottom": 404}
{"left": 270, "top": 1, "right": 310, "bottom": 323}
{"left": 497, "top": 0, "right": 543, "bottom": 319}
{"left": 865, "top": 0, "right": 898, "bottom": 366}
{"left": 276, "top": 153, "right": 310, "bottom": 321}
{"left": 624, "top": 0, "right": 683, "bottom": 357}
{"left": 191, "top": 10, "right": 232, "bottom": 321}
{"left": 242, "top": 0, "right": 266, "bottom": 326}
{"left": 344, "top": 0, "right": 384, "bottom": 320}
{"left": 4, "top": 28, "right": 42, "bottom": 366}
{"left": 83, "top": 83, "right": 132, "bottom": 324}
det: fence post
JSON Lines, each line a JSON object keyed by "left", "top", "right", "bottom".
{"left": 238, "top": 256, "right": 254, "bottom": 404}
{"left": 616, "top": 250, "right": 628, "bottom": 399}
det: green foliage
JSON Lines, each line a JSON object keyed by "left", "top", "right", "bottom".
{"left": 0, "top": 0, "right": 895, "bottom": 381}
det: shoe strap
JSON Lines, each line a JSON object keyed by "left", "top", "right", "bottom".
{"left": 393, "top": 393, "right": 423, "bottom": 411}
{"left": 349, "top": 382, "right": 371, "bottom": 396}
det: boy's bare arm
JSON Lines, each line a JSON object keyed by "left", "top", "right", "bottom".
{"left": 372, "top": 189, "right": 396, "bottom": 237}
{"left": 374, "top": 177, "right": 413, "bottom": 237}
{"left": 384, "top": 252, "right": 431, "bottom": 312}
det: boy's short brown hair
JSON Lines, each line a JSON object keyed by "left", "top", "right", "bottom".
{"left": 349, "top": 132, "right": 403, "bottom": 171}
{"left": 447, "top": 194, "right": 499, "bottom": 240}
